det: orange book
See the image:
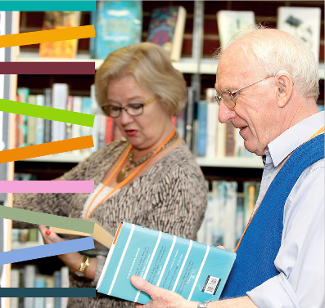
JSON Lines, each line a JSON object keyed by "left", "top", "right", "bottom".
{"left": 39, "top": 11, "right": 81, "bottom": 58}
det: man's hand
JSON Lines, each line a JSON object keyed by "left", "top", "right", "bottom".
{"left": 130, "top": 275, "right": 197, "bottom": 308}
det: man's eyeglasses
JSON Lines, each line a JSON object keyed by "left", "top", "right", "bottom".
{"left": 215, "top": 75, "right": 276, "bottom": 110}
{"left": 102, "top": 97, "right": 154, "bottom": 118}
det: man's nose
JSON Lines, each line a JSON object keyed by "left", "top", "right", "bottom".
{"left": 218, "top": 101, "right": 236, "bottom": 123}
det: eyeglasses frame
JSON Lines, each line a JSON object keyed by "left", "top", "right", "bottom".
{"left": 102, "top": 97, "right": 155, "bottom": 118}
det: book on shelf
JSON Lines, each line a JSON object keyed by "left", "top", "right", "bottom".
{"left": 93, "top": 1, "right": 143, "bottom": 59}
{"left": 16, "top": 87, "right": 30, "bottom": 148}
{"left": 39, "top": 11, "right": 82, "bottom": 58}
{"left": 50, "top": 218, "right": 114, "bottom": 250}
{"left": 205, "top": 89, "right": 218, "bottom": 158}
{"left": 44, "top": 88, "right": 52, "bottom": 144}
{"left": 216, "top": 10, "right": 255, "bottom": 49}
{"left": 97, "top": 221, "right": 236, "bottom": 304}
{"left": 27, "top": 95, "right": 36, "bottom": 146}
{"left": 146, "top": 6, "right": 186, "bottom": 62}
{"left": 184, "top": 87, "right": 196, "bottom": 151}
{"left": 277, "top": 7, "right": 321, "bottom": 62}
{"left": 197, "top": 101, "right": 207, "bottom": 157}
{"left": 35, "top": 95, "right": 45, "bottom": 145}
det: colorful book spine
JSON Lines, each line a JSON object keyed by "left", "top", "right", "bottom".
{"left": 197, "top": 101, "right": 207, "bottom": 157}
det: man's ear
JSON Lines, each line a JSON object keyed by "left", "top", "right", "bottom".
{"left": 276, "top": 73, "right": 294, "bottom": 108}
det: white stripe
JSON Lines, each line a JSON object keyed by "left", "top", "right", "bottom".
{"left": 156, "top": 235, "right": 177, "bottom": 287}
{"left": 108, "top": 224, "right": 135, "bottom": 296}
{"left": 187, "top": 245, "right": 210, "bottom": 300}
{"left": 172, "top": 240, "right": 193, "bottom": 292}
{"left": 134, "top": 231, "right": 162, "bottom": 302}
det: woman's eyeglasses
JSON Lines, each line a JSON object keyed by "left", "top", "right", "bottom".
{"left": 102, "top": 97, "right": 154, "bottom": 118}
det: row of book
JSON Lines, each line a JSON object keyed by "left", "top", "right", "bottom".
{"left": 39, "top": 6, "right": 321, "bottom": 64}
{"left": 10, "top": 265, "right": 69, "bottom": 308}
{"left": 197, "top": 180, "right": 260, "bottom": 252}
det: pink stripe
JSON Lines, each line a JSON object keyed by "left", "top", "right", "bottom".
{"left": 0, "top": 181, "right": 94, "bottom": 193}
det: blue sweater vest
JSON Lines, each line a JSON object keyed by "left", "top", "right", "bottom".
{"left": 220, "top": 133, "right": 324, "bottom": 299}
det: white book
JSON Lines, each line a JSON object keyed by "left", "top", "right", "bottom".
{"left": 45, "top": 276, "right": 55, "bottom": 308}
{"left": 35, "top": 95, "right": 45, "bottom": 145}
{"left": 91, "top": 84, "right": 99, "bottom": 153}
{"left": 216, "top": 122, "right": 226, "bottom": 157}
{"left": 217, "top": 10, "right": 255, "bottom": 49}
{"left": 51, "top": 83, "right": 68, "bottom": 142}
{"left": 223, "top": 182, "right": 237, "bottom": 252}
{"left": 206, "top": 102, "right": 218, "bottom": 157}
{"left": 24, "top": 265, "right": 36, "bottom": 308}
{"left": 61, "top": 266, "right": 69, "bottom": 308}
{"left": 27, "top": 95, "right": 37, "bottom": 146}
{"left": 234, "top": 127, "right": 245, "bottom": 157}
{"left": 10, "top": 269, "right": 20, "bottom": 308}
{"left": 277, "top": 7, "right": 321, "bottom": 62}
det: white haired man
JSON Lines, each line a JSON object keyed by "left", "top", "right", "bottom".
{"left": 130, "top": 26, "right": 324, "bottom": 308}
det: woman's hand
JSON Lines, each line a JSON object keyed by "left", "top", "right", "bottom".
{"left": 130, "top": 275, "right": 197, "bottom": 308}
{"left": 38, "top": 225, "right": 83, "bottom": 272}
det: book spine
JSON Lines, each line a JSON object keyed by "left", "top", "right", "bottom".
{"left": 44, "top": 88, "right": 52, "bottom": 144}
{"left": 185, "top": 88, "right": 196, "bottom": 151}
{"left": 34, "top": 277, "right": 46, "bottom": 308}
{"left": 105, "top": 117, "right": 114, "bottom": 144}
{"left": 176, "top": 108, "right": 186, "bottom": 140}
{"left": 60, "top": 267, "right": 69, "bottom": 308}
{"left": 24, "top": 265, "right": 36, "bottom": 308}
{"left": 35, "top": 95, "right": 45, "bottom": 145}
{"left": 206, "top": 102, "right": 218, "bottom": 157}
{"left": 66, "top": 96, "right": 74, "bottom": 140}
{"left": 51, "top": 84, "right": 68, "bottom": 142}
{"left": 197, "top": 101, "right": 207, "bottom": 157}
{"left": 27, "top": 95, "right": 37, "bottom": 146}
{"left": 54, "top": 271, "right": 61, "bottom": 308}
{"left": 98, "top": 114, "right": 107, "bottom": 149}
{"left": 225, "top": 122, "right": 235, "bottom": 157}
{"left": 17, "top": 88, "right": 30, "bottom": 147}
{"left": 216, "top": 122, "right": 226, "bottom": 157}
{"left": 91, "top": 84, "right": 99, "bottom": 152}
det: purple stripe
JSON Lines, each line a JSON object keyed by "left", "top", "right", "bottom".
{"left": 0, "top": 181, "right": 94, "bottom": 193}
{"left": 0, "top": 62, "right": 95, "bottom": 74}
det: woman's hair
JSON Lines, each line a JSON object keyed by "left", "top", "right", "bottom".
{"left": 95, "top": 42, "right": 187, "bottom": 115}
{"left": 214, "top": 24, "right": 319, "bottom": 100}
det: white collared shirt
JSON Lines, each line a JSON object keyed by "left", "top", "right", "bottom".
{"left": 247, "top": 111, "right": 325, "bottom": 308}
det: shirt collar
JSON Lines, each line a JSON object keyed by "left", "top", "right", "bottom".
{"left": 268, "top": 111, "right": 325, "bottom": 168}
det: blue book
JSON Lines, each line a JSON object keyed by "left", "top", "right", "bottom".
{"left": 54, "top": 271, "right": 61, "bottom": 308}
{"left": 95, "top": 1, "right": 142, "bottom": 59}
{"left": 197, "top": 101, "right": 207, "bottom": 157}
{"left": 34, "top": 277, "right": 46, "bottom": 308}
{"left": 97, "top": 222, "right": 236, "bottom": 304}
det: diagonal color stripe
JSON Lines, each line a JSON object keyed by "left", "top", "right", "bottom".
{"left": 0, "top": 288, "right": 96, "bottom": 297}
{"left": 0, "top": 1, "right": 96, "bottom": 11}
{"left": 0, "top": 62, "right": 95, "bottom": 74}
{"left": 0, "top": 181, "right": 94, "bottom": 193}
{"left": 0, "top": 99, "right": 94, "bottom": 127}
{"left": 0, "top": 207, "right": 95, "bottom": 234}
{"left": 0, "top": 25, "right": 95, "bottom": 48}
{"left": 0, "top": 237, "right": 94, "bottom": 265}
{"left": 0, "top": 135, "right": 94, "bottom": 164}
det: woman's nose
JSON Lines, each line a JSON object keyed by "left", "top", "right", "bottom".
{"left": 119, "top": 108, "right": 134, "bottom": 124}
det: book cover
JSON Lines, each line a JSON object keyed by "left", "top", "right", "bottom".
{"left": 39, "top": 11, "right": 81, "bottom": 58}
{"left": 216, "top": 10, "right": 255, "bottom": 49}
{"left": 97, "top": 222, "right": 236, "bottom": 304}
{"left": 95, "top": 1, "right": 142, "bottom": 59}
{"left": 197, "top": 101, "right": 207, "bottom": 157}
{"left": 146, "top": 6, "right": 186, "bottom": 62}
{"left": 277, "top": 7, "right": 321, "bottom": 62}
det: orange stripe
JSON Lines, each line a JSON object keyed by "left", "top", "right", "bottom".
{"left": 0, "top": 136, "right": 94, "bottom": 163}
{"left": 113, "top": 222, "right": 123, "bottom": 245}
{"left": 0, "top": 25, "right": 95, "bottom": 48}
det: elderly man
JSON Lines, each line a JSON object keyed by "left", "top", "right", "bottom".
{"left": 130, "top": 26, "right": 324, "bottom": 308}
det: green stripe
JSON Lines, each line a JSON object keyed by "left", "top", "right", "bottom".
{"left": 0, "top": 99, "right": 94, "bottom": 127}
{"left": 0, "top": 207, "right": 95, "bottom": 234}
{"left": 0, "top": 1, "right": 96, "bottom": 11}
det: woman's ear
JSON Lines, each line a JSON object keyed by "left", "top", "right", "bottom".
{"left": 276, "top": 73, "right": 294, "bottom": 108}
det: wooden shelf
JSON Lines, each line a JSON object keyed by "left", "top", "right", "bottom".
{"left": 16, "top": 52, "right": 325, "bottom": 79}
{"left": 21, "top": 152, "right": 264, "bottom": 168}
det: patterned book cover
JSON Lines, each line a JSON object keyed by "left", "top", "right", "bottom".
{"left": 97, "top": 222, "right": 236, "bottom": 304}
{"left": 146, "top": 6, "right": 186, "bottom": 61}
{"left": 39, "top": 11, "right": 81, "bottom": 58}
{"left": 94, "top": 1, "right": 142, "bottom": 59}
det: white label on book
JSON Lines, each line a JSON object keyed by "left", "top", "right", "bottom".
{"left": 202, "top": 275, "right": 221, "bottom": 295}
{"left": 108, "top": 224, "right": 135, "bottom": 296}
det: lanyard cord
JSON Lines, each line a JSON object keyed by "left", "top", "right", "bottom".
{"left": 234, "top": 126, "right": 325, "bottom": 253}
{"left": 85, "top": 128, "right": 177, "bottom": 219}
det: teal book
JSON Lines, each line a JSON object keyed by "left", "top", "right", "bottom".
{"left": 95, "top": 1, "right": 142, "bottom": 59}
{"left": 197, "top": 101, "right": 207, "bottom": 157}
{"left": 97, "top": 222, "right": 236, "bottom": 304}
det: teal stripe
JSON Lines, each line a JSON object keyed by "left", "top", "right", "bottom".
{"left": 0, "top": 288, "right": 96, "bottom": 297}
{"left": 0, "top": 99, "right": 94, "bottom": 127}
{"left": 0, "top": 1, "right": 96, "bottom": 11}
{"left": 0, "top": 207, "right": 95, "bottom": 234}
